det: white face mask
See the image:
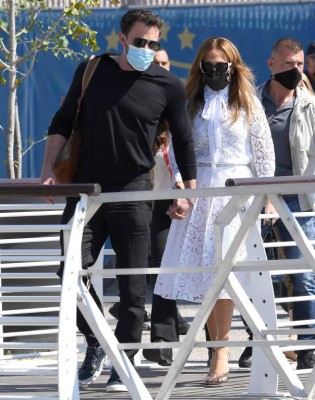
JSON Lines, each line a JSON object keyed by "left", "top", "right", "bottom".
{"left": 125, "top": 43, "right": 155, "bottom": 71}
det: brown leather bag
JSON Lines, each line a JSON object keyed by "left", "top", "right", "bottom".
{"left": 53, "top": 55, "right": 101, "bottom": 183}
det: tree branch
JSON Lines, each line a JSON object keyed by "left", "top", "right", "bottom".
{"left": 16, "top": 11, "right": 66, "bottom": 67}
{"left": 22, "top": 136, "right": 47, "bottom": 157}
{"left": 0, "top": 56, "right": 10, "bottom": 70}
{"left": 0, "top": 38, "right": 9, "bottom": 55}
{"left": 0, "top": 22, "right": 8, "bottom": 35}
{"left": 16, "top": 7, "right": 43, "bottom": 37}
{"left": 15, "top": 50, "right": 37, "bottom": 85}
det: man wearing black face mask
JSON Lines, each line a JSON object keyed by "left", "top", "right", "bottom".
{"left": 248, "top": 38, "right": 315, "bottom": 371}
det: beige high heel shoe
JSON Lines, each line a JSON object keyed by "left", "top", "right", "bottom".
{"left": 204, "top": 371, "right": 229, "bottom": 385}
{"left": 204, "top": 347, "right": 229, "bottom": 386}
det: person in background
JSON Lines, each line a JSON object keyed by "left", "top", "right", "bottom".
{"left": 240, "top": 38, "right": 315, "bottom": 371}
{"left": 152, "top": 47, "right": 171, "bottom": 70}
{"left": 143, "top": 48, "right": 191, "bottom": 368}
{"left": 301, "top": 71, "right": 314, "bottom": 94}
{"left": 154, "top": 37, "right": 275, "bottom": 385}
{"left": 40, "top": 8, "right": 196, "bottom": 393}
{"left": 304, "top": 41, "right": 315, "bottom": 91}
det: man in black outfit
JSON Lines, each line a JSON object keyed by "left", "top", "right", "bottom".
{"left": 40, "top": 9, "right": 196, "bottom": 394}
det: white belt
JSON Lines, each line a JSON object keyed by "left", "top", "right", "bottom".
{"left": 197, "top": 162, "right": 250, "bottom": 167}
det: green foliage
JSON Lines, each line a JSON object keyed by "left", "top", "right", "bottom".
{"left": 0, "top": 0, "right": 103, "bottom": 85}
{"left": 0, "top": 0, "right": 117, "bottom": 178}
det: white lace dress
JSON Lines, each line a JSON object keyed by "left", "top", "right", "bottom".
{"left": 154, "top": 85, "right": 275, "bottom": 303}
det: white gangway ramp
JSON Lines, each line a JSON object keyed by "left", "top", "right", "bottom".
{"left": 1, "top": 177, "right": 315, "bottom": 399}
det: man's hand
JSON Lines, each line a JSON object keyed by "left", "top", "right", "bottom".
{"left": 40, "top": 173, "right": 57, "bottom": 204}
{"left": 39, "top": 134, "right": 66, "bottom": 204}
{"left": 167, "top": 198, "right": 193, "bottom": 220}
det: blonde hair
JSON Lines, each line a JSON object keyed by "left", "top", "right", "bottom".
{"left": 186, "top": 37, "right": 256, "bottom": 124}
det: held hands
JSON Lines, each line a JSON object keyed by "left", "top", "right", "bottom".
{"left": 167, "top": 197, "right": 193, "bottom": 220}
{"left": 166, "top": 182, "right": 195, "bottom": 220}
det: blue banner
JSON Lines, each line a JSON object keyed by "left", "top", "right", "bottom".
{"left": 0, "top": 4, "right": 314, "bottom": 178}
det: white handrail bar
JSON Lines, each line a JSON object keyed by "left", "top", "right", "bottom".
{"left": 0, "top": 237, "right": 60, "bottom": 244}
{"left": 0, "top": 262, "right": 60, "bottom": 268}
{"left": 1, "top": 307, "right": 59, "bottom": 315}
{"left": 0, "top": 296, "right": 60, "bottom": 302}
{"left": 0, "top": 211, "right": 62, "bottom": 217}
{"left": 1, "top": 329, "right": 58, "bottom": 338}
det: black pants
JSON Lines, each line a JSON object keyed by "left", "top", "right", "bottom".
{"left": 150, "top": 199, "right": 179, "bottom": 342}
{"left": 58, "top": 179, "right": 152, "bottom": 359}
{"left": 150, "top": 199, "right": 211, "bottom": 343}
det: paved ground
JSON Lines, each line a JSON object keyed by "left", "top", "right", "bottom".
{"left": 1, "top": 293, "right": 309, "bottom": 400}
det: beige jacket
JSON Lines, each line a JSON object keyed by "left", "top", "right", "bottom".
{"left": 257, "top": 83, "right": 315, "bottom": 211}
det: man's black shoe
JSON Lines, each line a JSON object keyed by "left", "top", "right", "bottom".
{"left": 177, "top": 308, "right": 190, "bottom": 335}
{"left": 78, "top": 344, "right": 107, "bottom": 387}
{"left": 297, "top": 350, "right": 315, "bottom": 370}
{"left": 238, "top": 346, "right": 252, "bottom": 368}
{"left": 105, "top": 368, "right": 128, "bottom": 392}
{"left": 108, "top": 302, "right": 120, "bottom": 319}
{"left": 143, "top": 339, "right": 173, "bottom": 366}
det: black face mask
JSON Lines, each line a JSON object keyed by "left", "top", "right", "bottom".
{"left": 204, "top": 71, "right": 230, "bottom": 91}
{"left": 272, "top": 67, "right": 302, "bottom": 90}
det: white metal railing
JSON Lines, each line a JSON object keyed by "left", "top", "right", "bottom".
{"left": 0, "top": 182, "right": 103, "bottom": 400}
{"left": 0, "top": 198, "right": 117, "bottom": 371}
{"left": 0, "top": 203, "right": 63, "bottom": 364}
{"left": 1, "top": 178, "right": 315, "bottom": 399}
{"left": 70, "top": 177, "right": 315, "bottom": 399}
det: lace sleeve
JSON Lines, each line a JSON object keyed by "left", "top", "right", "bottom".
{"left": 249, "top": 97, "right": 275, "bottom": 177}
{"left": 168, "top": 138, "right": 183, "bottom": 184}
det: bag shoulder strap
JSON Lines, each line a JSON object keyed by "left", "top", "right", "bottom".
{"left": 81, "top": 55, "right": 101, "bottom": 97}
{"left": 75, "top": 55, "right": 101, "bottom": 114}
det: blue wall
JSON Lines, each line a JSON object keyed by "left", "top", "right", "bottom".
{"left": 0, "top": 4, "right": 314, "bottom": 178}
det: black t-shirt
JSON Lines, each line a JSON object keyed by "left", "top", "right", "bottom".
{"left": 48, "top": 54, "right": 196, "bottom": 188}
{"left": 261, "top": 82, "right": 294, "bottom": 177}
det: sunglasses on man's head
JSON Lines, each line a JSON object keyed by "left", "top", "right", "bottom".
{"left": 132, "top": 37, "right": 161, "bottom": 52}
{"left": 200, "top": 61, "right": 232, "bottom": 75}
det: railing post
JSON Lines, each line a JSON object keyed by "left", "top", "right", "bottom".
{"left": 246, "top": 221, "right": 278, "bottom": 395}
{"left": 58, "top": 194, "right": 89, "bottom": 400}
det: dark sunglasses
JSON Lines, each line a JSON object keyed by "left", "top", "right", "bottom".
{"left": 132, "top": 37, "right": 161, "bottom": 52}
{"left": 200, "top": 61, "right": 232, "bottom": 75}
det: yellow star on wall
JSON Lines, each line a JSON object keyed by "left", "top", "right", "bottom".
{"left": 177, "top": 27, "right": 195, "bottom": 50}
{"left": 106, "top": 28, "right": 120, "bottom": 51}
{"left": 160, "top": 23, "right": 170, "bottom": 42}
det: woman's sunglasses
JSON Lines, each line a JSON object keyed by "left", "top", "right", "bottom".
{"left": 200, "top": 61, "right": 232, "bottom": 75}
{"left": 128, "top": 36, "right": 161, "bottom": 52}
